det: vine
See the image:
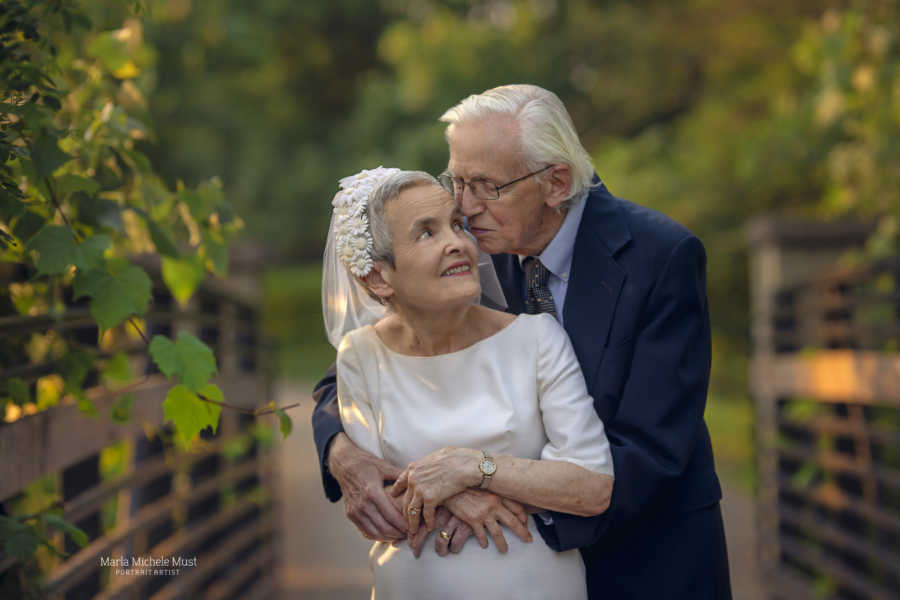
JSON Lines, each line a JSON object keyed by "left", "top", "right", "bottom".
{"left": 1, "top": 0, "right": 295, "bottom": 593}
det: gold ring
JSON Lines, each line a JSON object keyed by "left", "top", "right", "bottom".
{"left": 408, "top": 507, "right": 419, "bottom": 516}
{"left": 439, "top": 530, "right": 451, "bottom": 540}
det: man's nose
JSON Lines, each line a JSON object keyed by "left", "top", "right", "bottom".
{"left": 457, "top": 186, "right": 482, "bottom": 217}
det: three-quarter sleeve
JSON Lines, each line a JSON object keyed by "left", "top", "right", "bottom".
{"left": 335, "top": 331, "right": 384, "bottom": 460}
{"left": 535, "top": 313, "right": 614, "bottom": 476}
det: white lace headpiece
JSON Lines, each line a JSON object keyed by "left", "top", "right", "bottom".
{"left": 331, "top": 166, "right": 401, "bottom": 276}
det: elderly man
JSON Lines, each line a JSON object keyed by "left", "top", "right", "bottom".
{"left": 312, "top": 84, "right": 731, "bottom": 599}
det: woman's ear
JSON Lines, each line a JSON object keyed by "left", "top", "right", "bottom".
{"left": 362, "top": 263, "right": 394, "bottom": 302}
{"left": 544, "top": 164, "right": 573, "bottom": 210}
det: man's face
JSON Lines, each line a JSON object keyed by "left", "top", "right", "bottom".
{"left": 446, "top": 116, "right": 554, "bottom": 256}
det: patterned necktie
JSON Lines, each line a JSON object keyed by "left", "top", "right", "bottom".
{"left": 523, "top": 256, "right": 557, "bottom": 318}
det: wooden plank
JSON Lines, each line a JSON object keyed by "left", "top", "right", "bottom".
{"left": 780, "top": 475, "right": 900, "bottom": 535}
{"left": 0, "top": 375, "right": 169, "bottom": 501}
{"left": 148, "top": 513, "right": 275, "bottom": 600}
{"left": 759, "top": 351, "right": 900, "bottom": 404}
{"left": 204, "top": 545, "right": 274, "bottom": 600}
{"left": 0, "top": 375, "right": 268, "bottom": 500}
{"left": 778, "top": 415, "right": 900, "bottom": 446}
{"left": 780, "top": 504, "right": 898, "bottom": 573}
{"left": 43, "top": 459, "right": 272, "bottom": 596}
{"left": 780, "top": 444, "right": 900, "bottom": 490}
{"left": 779, "top": 536, "right": 897, "bottom": 600}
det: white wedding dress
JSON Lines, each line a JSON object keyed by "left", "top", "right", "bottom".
{"left": 336, "top": 313, "right": 614, "bottom": 600}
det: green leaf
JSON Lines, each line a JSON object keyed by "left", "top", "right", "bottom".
{"left": 201, "top": 233, "right": 228, "bottom": 276}
{"left": 72, "top": 234, "right": 110, "bottom": 271}
{"left": 55, "top": 174, "right": 100, "bottom": 199}
{"left": 13, "top": 210, "right": 46, "bottom": 244}
{"left": 110, "top": 392, "right": 134, "bottom": 424}
{"left": 0, "top": 516, "right": 39, "bottom": 560}
{"left": 175, "top": 331, "right": 217, "bottom": 392}
{"left": 7, "top": 377, "right": 30, "bottom": 406}
{"left": 161, "top": 255, "right": 204, "bottom": 305}
{"left": 163, "top": 384, "right": 221, "bottom": 444}
{"left": 147, "top": 221, "right": 179, "bottom": 258}
{"left": 149, "top": 335, "right": 178, "bottom": 378}
{"left": 275, "top": 408, "right": 292, "bottom": 439}
{"left": 60, "top": 350, "right": 94, "bottom": 392}
{"left": 76, "top": 392, "right": 99, "bottom": 418}
{"left": 26, "top": 225, "right": 77, "bottom": 275}
{"left": 101, "top": 352, "right": 133, "bottom": 387}
{"left": 87, "top": 32, "right": 129, "bottom": 73}
{"left": 149, "top": 332, "right": 218, "bottom": 392}
{"left": 74, "top": 261, "right": 152, "bottom": 331}
{"left": 42, "top": 514, "right": 89, "bottom": 548}
{"left": 31, "top": 132, "right": 70, "bottom": 178}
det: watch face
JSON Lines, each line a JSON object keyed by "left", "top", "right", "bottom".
{"left": 481, "top": 459, "right": 496, "bottom": 475}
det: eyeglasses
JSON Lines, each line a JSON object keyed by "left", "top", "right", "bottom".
{"left": 438, "top": 164, "right": 554, "bottom": 202}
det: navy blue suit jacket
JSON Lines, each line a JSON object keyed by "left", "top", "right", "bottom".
{"left": 311, "top": 182, "right": 731, "bottom": 598}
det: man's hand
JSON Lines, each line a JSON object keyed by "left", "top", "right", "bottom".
{"left": 328, "top": 433, "right": 406, "bottom": 541}
{"left": 441, "top": 489, "right": 532, "bottom": 554}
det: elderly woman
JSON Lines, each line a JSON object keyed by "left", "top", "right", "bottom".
{"left": 322, "top": 167, "right": 613, "bottom": 600}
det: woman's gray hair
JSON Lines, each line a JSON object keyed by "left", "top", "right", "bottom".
{"left": 439, "top": 84, "right": 595, "bottom": 207}
{"left": 367, "top": 170, "right": 439, "bottom": 267}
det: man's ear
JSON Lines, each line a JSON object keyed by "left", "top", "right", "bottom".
{"left": 544, "top": 164, "right": 573, "bottom": 210}
{"left": 362, "top": 263, "right": 394, "bottom": 301}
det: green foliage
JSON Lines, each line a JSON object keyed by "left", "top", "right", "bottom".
{"left": 149, "top": 331, "right": 218, "bottom": 392}
{"left": 275, "top": 408, "right": 293, "bottom": 440}
{"left": 162, "top": 383, "right": 223, "bottom": 446}
{"left": 73, "top": 260, "right": 152, "bottom": 331}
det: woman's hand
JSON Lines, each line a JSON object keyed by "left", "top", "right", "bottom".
{"left": 441, "top": 489, "right": 532, "bottom": 554}
{"left": 391, "top": 446, "right": 481, "bottom": 533}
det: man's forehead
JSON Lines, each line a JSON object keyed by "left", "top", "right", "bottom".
{"left": 447, "top": 121, "right": 519, "bottom": 178}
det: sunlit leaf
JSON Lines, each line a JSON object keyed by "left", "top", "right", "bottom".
{"left": 161, "top": 255, "right": 204, "bottom": 304}
{"left": 163, "top": 383, "right": 221, "bottom": 444}
{"left": 275, "top": 408, "right": 292, "bottom": 439}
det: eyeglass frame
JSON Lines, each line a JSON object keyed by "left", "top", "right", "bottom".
{"left": 438, "top": 164, "right": 554, "bottom": 202}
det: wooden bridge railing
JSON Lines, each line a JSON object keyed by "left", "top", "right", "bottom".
{"left": 749, "top": 217, "right": 900, "bottom": 599}
{"left": 0, "top": 255, "right": 280, "bottom": 599}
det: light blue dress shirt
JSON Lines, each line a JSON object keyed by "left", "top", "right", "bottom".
{"left": 519, "top": 189, "right": 589, "bottom": 326}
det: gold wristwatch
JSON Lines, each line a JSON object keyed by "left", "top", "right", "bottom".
{"left": 478, "top": 450, "right": 496, "bottom": 489}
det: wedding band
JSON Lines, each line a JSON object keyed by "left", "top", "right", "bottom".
{"left": 409, "top": 507, "right": 419, "bottom": 515}
{"left": 439, "top": 530, "right": 451, "bottom": 540}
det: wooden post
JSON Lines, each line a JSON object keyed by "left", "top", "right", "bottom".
{"left": 746, "top": 217, "right": 873, "bottom": 598}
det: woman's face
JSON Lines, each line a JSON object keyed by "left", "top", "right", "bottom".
{"left": 378, "top": 183, "right": 481, "bottom": 311}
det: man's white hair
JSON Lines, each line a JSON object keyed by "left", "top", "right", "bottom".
{"left": 439, "top": 84, "right": 595, "bottom": 203}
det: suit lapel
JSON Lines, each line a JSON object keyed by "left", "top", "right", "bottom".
{"left": 563, "top": 184, "right": 630, "bottom": 387}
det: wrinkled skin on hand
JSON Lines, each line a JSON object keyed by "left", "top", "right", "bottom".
{"left": 441, "top": 489, "right": 532, "bottom": 554}
{"left": 328, "top": 433, "right": 406, "bottom": 541}
{"left": 391, "top": 446, "right": 481, "bottom": 533}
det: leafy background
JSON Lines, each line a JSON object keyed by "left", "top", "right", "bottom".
{"left": 4, "top": 0, "right": 900, "bottom": 510}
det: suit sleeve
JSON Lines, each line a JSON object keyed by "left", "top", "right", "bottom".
{"left": 311, "top": 362, "right": 345, "bottom": 502}
{"left": 536, "top": 235, "right": 712, "bottom": 551}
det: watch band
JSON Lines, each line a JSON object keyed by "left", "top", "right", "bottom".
{"left": 479, "top": 450, "right": 496, "bottom": 489}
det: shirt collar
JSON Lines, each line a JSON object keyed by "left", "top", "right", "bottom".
{"left": 518, "top": 188, "right": 588, "bottom": 282}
